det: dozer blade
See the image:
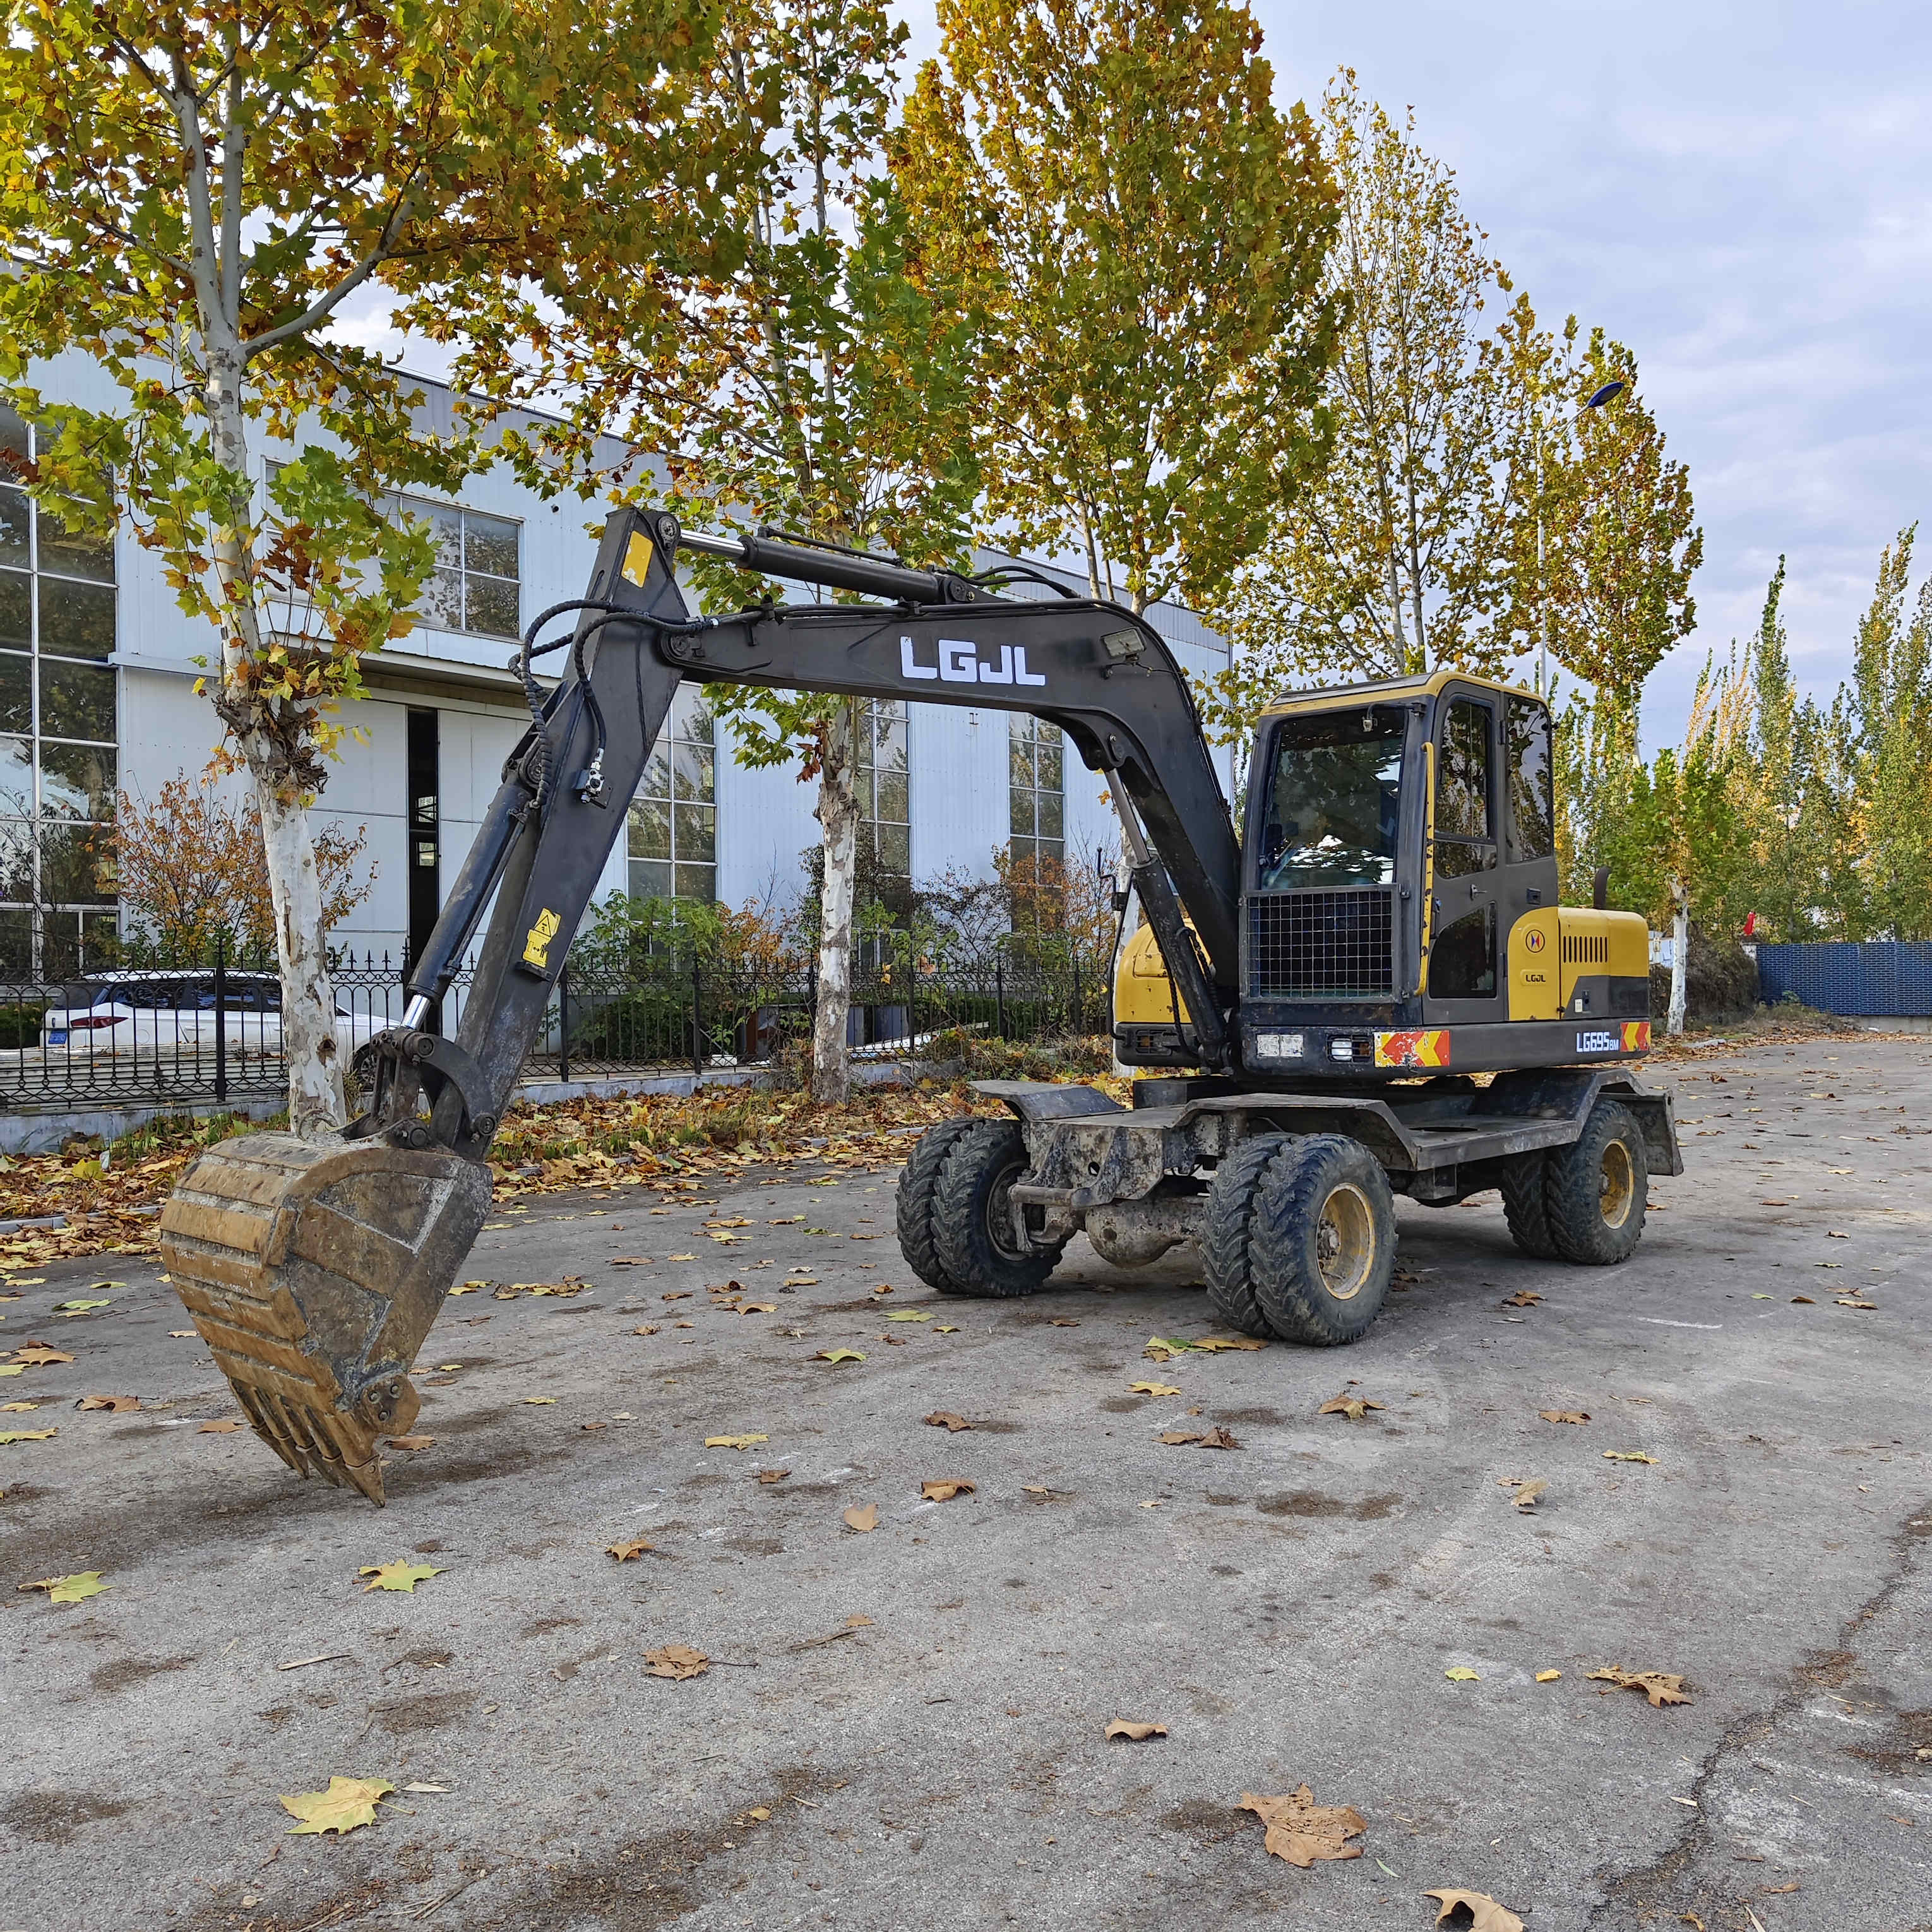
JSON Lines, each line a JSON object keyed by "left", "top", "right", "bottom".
{"left": 159, "top": 1131, "right": 492, "bottom": 1505}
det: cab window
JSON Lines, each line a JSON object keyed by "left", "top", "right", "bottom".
{"left": 1434, "top": 698, "right": 1494, "bottom": 878}
{"left": 1255, "top": 707, "right": 1405, "bottom": 890}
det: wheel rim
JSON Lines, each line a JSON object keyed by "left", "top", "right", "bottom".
{"left": 986, "top": 1157, "right": 1031, "bottom": 1261}
{"left": 1599, "top": 1139, "right": 1635, "bottom": 1229}
{"left": 1315, "top": 1183, "right": 1376, "bottom": 1300}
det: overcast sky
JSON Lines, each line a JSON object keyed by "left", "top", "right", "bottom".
{"left": 888, "top": 0, "right": 1932, "bottom": 744}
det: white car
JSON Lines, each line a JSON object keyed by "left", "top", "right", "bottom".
{"left": 38, "top": 970, "right": 388, "bottom": 1066}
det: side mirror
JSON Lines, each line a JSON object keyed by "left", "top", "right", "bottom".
{"left": 1592, "top": 866, "right": 1609, "bottom": 910}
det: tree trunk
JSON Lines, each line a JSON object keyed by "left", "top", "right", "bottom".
{"left": 1667, "top": 876, "right": 1689, "bottom": 1037}
{"left": 258, "top": 780, "right": 345, "bottom": 1135}
{"left": 812, "top": 700, "right": 859, "bottom": 1105}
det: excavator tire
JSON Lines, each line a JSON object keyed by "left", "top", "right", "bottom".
{"left": 1200, "top": 1134, "right": 1291, "bottom": 1339}
{"left": 1544, "top": 1099, "right": 1647, "bottom": 1265}
{"left": 928, "top": 1119, "right": 1065, "bottom": 1298}
{"left": 895, "top": 1118, "right": 985, "bottom": 1292}
{"left": 1246, "top": 1134, "right": 1396, "bottom": 1346}
{"left": 1500, "top": 1152, "right": 1561, "bottom": 1260}
{"left": 159, "top": 1131, "right": 492, "bottom": 1504}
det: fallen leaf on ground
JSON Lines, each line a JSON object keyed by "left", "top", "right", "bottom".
{"left": 76, "top": 1393, "right": 139, "bottom": 1412}
{"left": 385, "top": 1434, "right": 434, "bottom": 1451}
{"left": 1143, "top": 1336, "right": 1191, "bottom": 1361}
{"left": 198, "top": 1419, "right": 242, "bottom": 1434}
{"left": 1790, "top": 1296, "right": 1815, "bottom": 1304}
{"left": 0, "top": 1428, "right": 56, "bottom": 1443}
{"left": 1539, "top": 1410, "right": 1590, "bottom": 1425}
{"left": 1587, "top": 1666, "right": 1690, "bottom": 1706}
{"left": 644, "top": 1643, "right": 710, "bottom": 1680}
{"left": 0, "top": 1365, "right": 21, "bottom": 1378}
{"left": 816, "top": 1349, "right": 865, "bottom": 1364}
{"left": 522, "top": 1395, "right": 556, "bottom": 1405}
{"left": 1502, "top": 1290, "right": 1543, "bottom": 1308}
{"left": 705, "top": 1433, "right": 768, "bottom": 1450}
{"left": 1536, "top": 1669, "right": 1562, "bottom": 1682}
{"left": 1131, "top": 1381, "right": 1183, "bottom": 1397}
{"left": 768, "top": 1216, "right": 802, "bottom": 1225}
{"left": 886, "top": 1310, "right": 933, "bottom": 1323}
{"left": 280, "top": 1776, "right": 394, "bottom": 1836}
{"left": 787, "top": 1277, "right": 820, "bottom": 1287}
{"left": 1193, "top": 1335, "right": 1265, "bottom": 1352}
{"left": 358, "top": 1561, "right": 443, "bottom": 1594}
{"left": 925, "top": 1411, "right": 973, "bottom": 1432}
{"left": 756, "top": 1467, "right": 790, "bottom": 1483}
{"left": 1835, "top": 1296, "right": 1879, "bottom": 1309}
{"left": 168, "top": 1329, "right": 197, "bottom": 1337}
{"left": 19, "top": 1570, "right": 109, "bottom": 1604}
{"left": 842, "top": 1503, "right": 879, "bottom": 1533}
{"left": 845, "top": 1613, "right": 873, "bottom": 1627}
{"left": 921, "top": 1479, "right": 976, "bottom": 1501}
{"left": 1237, "top": 1785, "right": 1367, "bottom": 1866}
{"left": 737, "top": 1303, "right": 778, "bottom": 1315}
{"left": 1318, "top": 1393, "right": 1385, "bottom": 1421}
{"left": 1510, "top": 1479, "right": 1547, "bottom": 1511}
{"left": 1425, "top": 1888, "right": 1525, "bottom": 1931}
{"left": 0, "top": 1400, "right": 39, "bottom": 1411}
{"left": 449, "top": 1280, "right": 485, "bottom": 1295}
{"left": 1106, "top": 1720, "right": 1167, "bottom": 1741}
{"left": 11, "top": 1344, "right": 73, "bottom": 1365}
{"left": 1159, "top": 1430, "right": 1203, "bottom": 1445}
{"left": 934, "top": 1324, "right": 958, "bottom": 1333}
{"left": 1047, "top": 1317, "right": 1079, "bottom": 1327}
{"left": 631, "top": 1324, "right": 660, "bottom": 1335}
{"left": 662, "top": 1291, "right": 693, "bottom": 1301}
{"left": 1602, "top": 1450, "right": 1658, "bottom": 1464}
{"left": 607, "top": 1539, "right": 653, "bottom": 1561}
{"left": 54, "top": 1299, "right": 109, "bottom": 1315}
{"left": 1445, "top": 1666, "right": 1481, "bottom": 1681}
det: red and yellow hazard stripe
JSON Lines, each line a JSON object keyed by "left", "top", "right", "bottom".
{"left": 1621, "top": 1020, "right": 1652, "bottom": 1052}
{"left": 1374, "top": 1029, "right": 1450, "bottom": 1070}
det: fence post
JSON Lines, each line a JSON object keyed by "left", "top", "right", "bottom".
{"left": 1071, "top": 953, "right": 1081, "bottom": 1037}
{"left": 905, "top": 929, "right": 916, "bottom": 1057}
{"left": 213, "top": 931, "right": 228, "bottom": 1106}
{"left": 691, "top": 957, "right": 704, "bottom": 1077}
{"left": 558, "top": 963, "right": 571, "bottom": 1083}
{"left": 996, "top": 958, "right": 1007, "bottom": 1040}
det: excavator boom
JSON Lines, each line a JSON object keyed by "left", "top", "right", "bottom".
{"left": 160, "top": 508, "right": 1241, "bottom": 1501}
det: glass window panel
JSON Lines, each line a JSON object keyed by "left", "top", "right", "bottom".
{"left": 628, "top": 797, "right": 671, "bottom": 859}
{"left": 0, "top": 818, "right": 33, "bottom": 900}
{"left": 1257, "top": 706, "right": 1407, "bottom": 890}
{"left": 674, "top": 686, "right": 713, "bottom": 742}
{"left": 876, "top": 770, "right": 908, "bottom": 825}
{"left": 1010, "top": 835, "right": 1035, "bottom": 870}
{"left": 0, "top": 406, "right": 27, "bottom": 463}
{"left": 672, "top": 741, "right": 714, "bottom": 802}
{"left": 876, "top": 823, "right": 910, "bottom": 874}
{"left": 39, "top": 659, "right": 115, "bottom": 742}
{"left": 673, "top": 802, "right": 715, "bottom": 863}
{"left": 36, "top": 503, "right": 114, "bottom": 583}
{"left": 1436, "top": 698, "right": 1493, "bottom": 842}
{"left": 0, "top": 905, "right": 32, "bottom": 974}
{"left": 419, "top": 501, "right": 463, "bottom": 571}
{"left": 1037, "top": 738, "right": 1063, "bottom": 790}
{"left": 463, "top": 511, "right": 519, "bottom": 579}
{"left": 1010, "top": 785, "right": 1034, "bottom": 837}
{"left": 78, "top": 909, "right": 117, "bottom": 970}
{"left": 463, "top": 573, "right": 519, "bottom": 640}
{"left": 1038, "top": 790, "right": 1064, "bottom": 840}
{"left": 876, "top": 719, "right": 907, "bottom": 766}
{"left": 0, "top": 487, "right": 27, "bottom": 569}
{"left": 39, "top": 741, "right": 115, "bottom": 820}
{"left": 0, "top": 737, "right": 31, "bottom": 816}
{"left": 413, "top": 566, "right": 462, "bottom": 630}
{"left": 1433, "top": 838, "right": 1491, "bottom": 878}
{"left": 0, "top": 569, "right": 27, "bottom": 649}
{"left": 639, "top": 744, "right": 671, "bottom": 803}
{"left": 38, "top": 578, "right": 115, "bottom": 660}
{"left": 673, "top": 862, "right": 715, "bottom": 903}
{"left": 0, "top": 652, "right": 29, "bottom": 734}
{"left": 1505, "top": 696, "right": 1555, "bottom": 863}
{"left": 628, "top": 857, "right": 672, "bottom": 900}
{"left": 1427, "top": 902, "right": 1496, "bottom": 999}
{"left": 39, "top": 820, "right": 114, "bottom": 905}
{"left": 1009, "top": 740, "right": 1034, "bottom": 787}
{"left": 1040, "top": 835, "right": 1064, "bottom": 865}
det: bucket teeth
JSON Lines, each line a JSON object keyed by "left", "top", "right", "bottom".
{"left": 160, "top": 1131, "right": 492, "bottom": 1507}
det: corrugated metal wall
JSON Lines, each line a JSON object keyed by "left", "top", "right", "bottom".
{"left": 1755, "top": 942, "right": 1932, "bottom": 1016}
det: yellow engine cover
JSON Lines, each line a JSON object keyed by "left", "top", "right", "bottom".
{"left": 1114, "top": 919, "right": 1191, "bottom": 1025}
{"left": 1508, "top": 906, "right": 1650, "bottom": 1020}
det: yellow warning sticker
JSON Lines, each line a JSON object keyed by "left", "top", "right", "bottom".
{"left": 522, "top": 907, "right": 562, "bottom": 970}
{"left": 621, "top": 532, "right": 655, "bottom": 588}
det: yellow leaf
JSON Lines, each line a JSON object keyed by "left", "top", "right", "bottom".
{"left": 816, "top": 1349, "right": 865, "bottom": 1364}
{"left": 1193, "top": 1336, "right": 1265, "bottom": 1352}
{"left": 1318, "top": 1393, "right": 1385, "bottom": 1420}
{"left": 449, "top": 1281, "right": 486, "bottom": 1296}
{"left": 934, "top": 1324, "right": 959, "bottom": 1332}
{"left": 1445, "top": 1666, "right": 1481, "bottom": 1681}
{"left": 1131, "top": 1381, "right": 1182, "bottom": 1397}
{"left": 0, "top": 1428, "right": 56, "bottom": 1443}
{"left": 842, "top": 1503, "right": 880, "bottom": 1532}
{"left": 55, "top": 1298, "right": 110, "bottom": 1314}
{"left": 885, "top": 1310, "right": 933, "bottom": 1323}
{"left": 920, "top": 1479, "right": 976, "bottom": 1501}
{"left": 1602, "top": 1450, "right": 1658, "bottom": 1464}
{"left": 1106, "top": 1720, "right": 1167, "bottom": 1741}
{"left": 1536, "top": 1669, "right": 1562, "bottom": 1682}
{"left": 705, "top": 1433, "right": 768, "bottom": 1450}
{"left": 644, "top": 1643, "right": 710, "bottom": 1679}
{"left": 607, "top": 1539, "right": 653, "bottom": 1561}
{"left": 522, "top": 1396, "right": 557, "bottom": 1405}
{"left": 924, "top": 1411, "right": 972, "bottom": 1432}
{"left": 358, "top": 1561, "right": 443, "bottom": 1594}
{"left": 20, "top": 1570, "right": 109, "bottom": 1604}
{"left": 1538, "top": 1410, "right": 1590, "bottom": 1425}
{"left": 198, "top": 1419, "right": 242, "bottom": 1434}
{"left": 280, "top": 1776, "right": 394, "bottom": 1836}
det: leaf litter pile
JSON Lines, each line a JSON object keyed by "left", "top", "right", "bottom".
{"left": 0, "top": 1080, "right": 1013, "bottom": 1266}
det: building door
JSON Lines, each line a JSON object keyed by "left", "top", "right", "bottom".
{"left": 406, "top": 709, "right": 440, "bottom": 994}
{"left": 1425, "top": 689, "right": 1506, "bottom": 1025}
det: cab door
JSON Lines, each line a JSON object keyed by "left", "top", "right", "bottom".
{"left": 1424, "top": 689, "right": 1505, "bottom": 1025}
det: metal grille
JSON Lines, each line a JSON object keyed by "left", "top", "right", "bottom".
{"left": 1248, "top": 889, "right": 1395, "bottom": 999}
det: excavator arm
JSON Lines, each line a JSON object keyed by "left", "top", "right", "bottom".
{"left": 157, "top": 506, "right": 1241, "bottom": 1501}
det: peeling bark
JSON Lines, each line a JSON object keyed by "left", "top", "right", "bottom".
{"left": 813, "top": 700, "right": 859, "bottom": 1106}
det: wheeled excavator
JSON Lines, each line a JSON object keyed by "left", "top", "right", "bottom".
{"left": 158, "top": 508, "right": 1682, "bottom": 1502}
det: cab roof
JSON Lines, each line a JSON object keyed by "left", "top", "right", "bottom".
{"left": 1258, "top": 668, "right": 1539, "bottom": 718}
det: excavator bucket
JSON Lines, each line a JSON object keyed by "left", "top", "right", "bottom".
{"left": 159, "top": 1132, "right": 491, "bottom": 1504}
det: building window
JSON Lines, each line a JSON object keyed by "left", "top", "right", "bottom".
{"left": 392, "top": 492, "right": 521, "bottom": 641}
{"left": 856, "top": 698, "right": 909, "bottom": 876}
{"left": 628, "top": 685, "right": 715, "bottom": 902}
{"left": 1008, "top": 713, "right": 1064, "bottom": 879}
{"left": 0, "top": 405, "right": 117, "bottom": 975}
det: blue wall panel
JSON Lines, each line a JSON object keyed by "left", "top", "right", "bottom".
{"left": 1756, "top": 942, "right": 1932, "bottom": 1016}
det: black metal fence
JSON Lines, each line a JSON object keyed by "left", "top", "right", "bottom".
{"left": 0, "top": 933, "right": 1110, "bottom": 1116}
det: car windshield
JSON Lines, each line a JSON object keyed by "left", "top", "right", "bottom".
{"left": 1256, "top": 707, "right": 1406, "bottom": 889}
